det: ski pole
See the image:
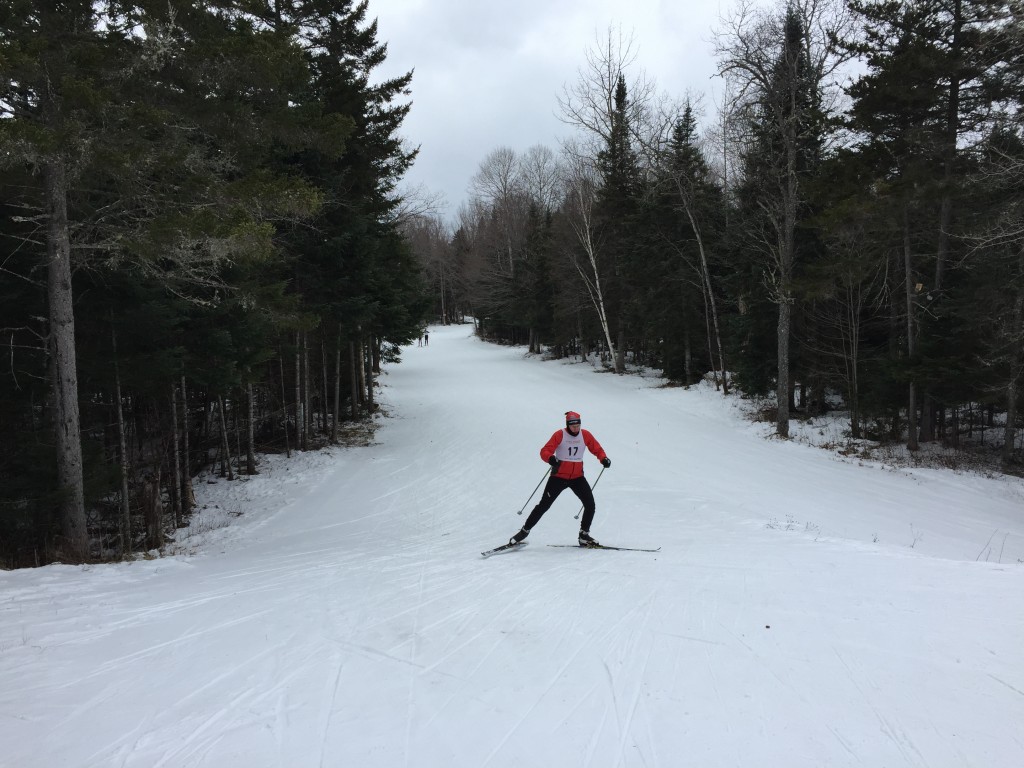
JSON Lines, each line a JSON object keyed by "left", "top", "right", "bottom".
{"left": 574, "top": 466, "right": 606, "bottom": 520}
{"left": 517, "top": 468, "right": 552, "bottom": 515}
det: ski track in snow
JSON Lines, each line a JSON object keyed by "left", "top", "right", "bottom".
{"left": 3, "top": 323, "right": 1024, "bottom": 767}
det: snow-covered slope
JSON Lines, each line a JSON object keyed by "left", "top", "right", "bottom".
{"left": 3, "top": 323, "right": 1022, "bottom": 767}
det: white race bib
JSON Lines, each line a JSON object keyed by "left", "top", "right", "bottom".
{"left": 554, "top": 430, "right": 585, "bottom": 462}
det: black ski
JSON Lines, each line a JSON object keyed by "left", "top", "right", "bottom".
{"left": 547, "top": 544, "right": 661, "bottom": 553}
{"left": 481, "top": 541, "right": 529, "bottom": 558}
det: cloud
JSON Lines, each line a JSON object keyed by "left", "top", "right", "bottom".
{"left": 370, "top": 0, "right": 736, "bottom": 220}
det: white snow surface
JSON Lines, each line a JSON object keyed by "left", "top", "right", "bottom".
{"left": 3, "top": 323, "right": 1024, "bottom": 768}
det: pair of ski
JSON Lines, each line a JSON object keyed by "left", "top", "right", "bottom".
{"left": 481, "top": 541, "right": 660, "bottom": 558}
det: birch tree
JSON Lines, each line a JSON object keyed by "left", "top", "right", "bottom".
{"left": 560, "top": 152, "right": 618, "bottom": 364}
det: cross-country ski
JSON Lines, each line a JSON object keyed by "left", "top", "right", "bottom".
{"left": 480, "top": 541, "right": 528, "bottom": 557}
{"left": 547, "top": 543, "right": 661, "bottom": 552}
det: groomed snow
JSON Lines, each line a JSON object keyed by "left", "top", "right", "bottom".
{"left": 2, "top": 323, "right": 1023, "bottom": 767}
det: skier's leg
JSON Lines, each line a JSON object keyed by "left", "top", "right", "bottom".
{"left": 571, "top": 477, "right": 597, "bottom": 532}
{"left": 521, "top": 477, "right": 568, "bottom": 530}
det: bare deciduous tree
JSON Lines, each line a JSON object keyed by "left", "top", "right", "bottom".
{"left": 714, "top": 0, "right": 852, "bottom": 437}
{"left": 469, "top": 147, "right": 528, "bottom": 275}
{"left": 518, "top": 145, "right": 564, "bottom": 213}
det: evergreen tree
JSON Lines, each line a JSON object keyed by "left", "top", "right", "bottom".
{"left": 652, "top": 104, "right": 729, "bottom": 386}
{"left": 594, "top": 75, "right": 644, "bottom": 373}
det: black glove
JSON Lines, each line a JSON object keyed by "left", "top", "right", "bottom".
{"left": 548, "top": 456, "right": 561, "bottom": 470}
{"left": 601, "top": 457, "right": 611, "bottom": 468}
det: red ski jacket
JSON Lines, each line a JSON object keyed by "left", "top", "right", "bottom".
{"left": 540, "top": 428, "right": 607, "bottom": 480}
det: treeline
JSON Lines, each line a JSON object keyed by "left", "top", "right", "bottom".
{"left": 407, "top": 0, "right": 1024, "bottom": 460}
{"left": 0, "top": 1, "right": 429, "bottom": 567}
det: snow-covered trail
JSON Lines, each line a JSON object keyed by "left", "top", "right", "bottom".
{"left": 2, "top": 324, "right": 1023, "bottom": 767}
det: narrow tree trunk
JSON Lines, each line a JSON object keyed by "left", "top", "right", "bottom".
{"left": 776, "top": 298, "right": 792, "bottom": 438}
{"left": 332, "top": 326, "right": 341, "bottom": 443}
{"left": 439, "top": 266, "right": 448, "bottom": 325}
{"left": 349, "top": 340, "right": 359, "bottom": 419}
{"left": 170, "top": 383, "right": 182, "bottom": 527}
{"left": 295, "top": 332, "right": 304, "bottom": 450}
{"left": 246, "top": 382, "right": 257, "bottom": 474}
{"left": 303, "top": 331, "right": 311, "bottom": 441}
{"left": 842, "top": 280, "right": 863, "bottom": 439}
{"left": 45, "top": 160, "right": 88, "bottom": 561}
{"left": 218, "top": 395, "right": 234, "bottom": 481}
{"left": 179, "top": 375, "right": 195, "bottom": 510}
{"left": 233, "top": 389, "right": 243, "bottom": 475}
{"left": 364, "top": 336, "right": 374, "bottom": 410}
{"left": 684, "top": 327, "right": 693, "bottom": 384}
{"left": 112, "top": 326, "right": 132, "bottom": 557}
{"left": 615, "top": 327, "right": 626, "bottom": 373}
{"left": 371, "top": 335, "right": 381, "bottom": 374}
{"left": 904, "top": 208, "right": 919, "bottom": 451}
{"left": 357, "top": 336, "right": 368, "bottom": 408}
{"left": 278, "top": 354, "right": 291, "bottom": 458}
{"left": 142, "top": 469, "right": 164, "bottom": 551}
{"left": 321, "top": 337, "right": 330, "bottom": 436}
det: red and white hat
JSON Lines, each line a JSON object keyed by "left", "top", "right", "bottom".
{"left": 565, "top": 411, "right": 581, "bottom": 426}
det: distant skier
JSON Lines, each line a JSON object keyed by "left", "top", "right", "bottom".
{"left": 510, "top": 411, "right": 611, "bottom": 547}
{"left": 424, "top": 331, "right": 429, "bottom": 346}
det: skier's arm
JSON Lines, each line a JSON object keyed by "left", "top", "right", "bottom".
{"left": 582, "top": 430, "right": 608, "bottom": 462}
{"left": 539, "top": 431, "right": 563, "bottom": 462}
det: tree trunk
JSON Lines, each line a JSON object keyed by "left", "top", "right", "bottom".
{"left": 179, "top": 375, "right": 196, "bottom": 511}
{"left": 776, "top": 298, "right": 792, "bottom": 438}
{"left": 303, "top": 331, "right": 311, "bottom": 441}
{"left": 218, "top": 395, "right": 234, "bottom": 480}
{"left": 684, "top": 327, "right": 693, "bottom": 384}
{"left": 170, "top": 384, "right": 182, "bottom": 527}
{"left": 1003, "top": 248, "right": 1024, "bottom": 465}
{"left": 142, "top": 469, "right": 164, "bottom": 551}
{"left": 295, "top": 332, "right": 304, "bottom": 450}
{"left": 321, "top": 337, "right": 330, "bottom": 436}
{"left": 349, "top": 340, "right": 358, "bottom": 419}
{"left": 45, "top": 159, "right": 88, "bottom": 562}
{"left": 364, "top": 336, "right": 374, "bottom": 410}
{"left": 112, "top": 327, "right": 132, "bottom": 557}
{"left": 246, "top": 382, "right": 257, "bottom": 474}
{"left": 357, "top": 336, "right": 368, "bottom": 408}
{"left": 904, "top": 208, "right": 919, "bottom": 451}
{"left": 278, "top": 355, "right": 291, "bottom": 458}
{"left": 332, "top": 326, "right": 341, "bottom": 443}
{"left": 775, "top": 151, "right": 797, "bottom": 438}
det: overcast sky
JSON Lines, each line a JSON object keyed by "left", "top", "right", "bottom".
{"left": 368, "top": 0, "right": 747, "bottom": 221}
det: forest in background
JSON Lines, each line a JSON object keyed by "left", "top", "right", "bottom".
{"left": 405, "top": 0, "right": 1024, "bottom": 466}
{"left": 0, "top": 0, "right": 429, "bottom": 567}
{"left": 4, "top": 0, "right": 1024, "bottom": 569}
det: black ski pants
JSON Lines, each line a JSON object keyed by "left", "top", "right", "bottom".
{"left": 523, "top": 475, "right": 596, "bottom": 532}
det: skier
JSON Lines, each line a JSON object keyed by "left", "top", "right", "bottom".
{"left": 510, "top": 411, "right": 611, "bottom": 547}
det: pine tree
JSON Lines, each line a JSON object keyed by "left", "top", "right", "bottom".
{"left": 650, "top": 104, "right": 729, "bottom": 387}
{"left": 595, "top": 75, "right": 643, "bottom": 373}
